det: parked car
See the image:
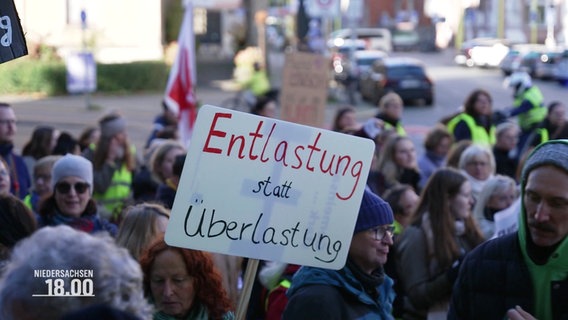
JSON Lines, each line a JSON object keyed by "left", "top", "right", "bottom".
{"left": 553, "top": 50, "right": 568, "bottom": 86}
{"left": 534, "top": 50, "right": 565, "bottom": 80}
{"left": 391, "top": 29, "right": 420, "bottom": 51}
{"left": 327, "top": 28, "right": 393, "bottom": 53}
{"left": 359, "top": 57, "right": 434, "bottom": 106}
{"left": 499, "top": 44, "right": 548, "bottom": 76}
{"left": 499, "top": 50, "right": 523, "bottom": 75}
{"left": 454, "top": 38, "right": 510, "bottom": 68}
{"left": 517, "top": 50, "right": 546, "bottom": 77}
{"left": 332, "top": 49, "right": 388, "bottom": 86}
{"left": 329, "top": 40, "right": 367, "bottom": 80}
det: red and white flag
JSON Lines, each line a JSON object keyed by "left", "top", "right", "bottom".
{"left": 164, "top": 0, "right": 197, "bottom": 147}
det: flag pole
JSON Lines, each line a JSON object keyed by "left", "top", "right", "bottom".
{"left": 235, "top": 258, "right": 260, "bottom": 320}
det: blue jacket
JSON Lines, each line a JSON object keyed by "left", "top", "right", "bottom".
{"left": 0, "top": 143, "right": 31, "bottom": 199}
{"left": 283, "top": 261, "right": 395, "bottom": 320}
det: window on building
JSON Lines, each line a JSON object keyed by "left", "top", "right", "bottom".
{"left": 524, "top": 4, "right": 545, "bottom": 25}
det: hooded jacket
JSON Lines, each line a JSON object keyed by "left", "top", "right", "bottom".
{"left": 282, "top": 261, "right": 395, "bottom": 320}
{"left": 448, "top": 139, "right": 568, "bottom": 320}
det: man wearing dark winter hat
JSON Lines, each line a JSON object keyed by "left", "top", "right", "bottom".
{"left": 283, "top": 188, "right": 396, "bottom": 320}
{"left": 449, "top": 139, "right": 568, "bottom": 320}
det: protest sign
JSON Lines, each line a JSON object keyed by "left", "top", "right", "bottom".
{"left": 279, "top": 51, "right": 328, "bottom": 128}
{"left": 165, "top": 105, "right": 375, "bottom": 270}
{"left": 0, "top": 0, "right": 27, "bottom": 64}
{"left": 492, "top": 198, "right": 520, "bottom": 239}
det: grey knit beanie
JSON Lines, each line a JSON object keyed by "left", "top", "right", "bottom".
{"left": 51, "top": 154, "right": 93, "bottom": 194}
{"left": 100, "top": 115, "right": 126, "bottom": 138}
{"left": 354, "top": 188, "right": 394, "bottom": 233}
{"left": 522, "top": 139, "right": 568, "bottom": 185}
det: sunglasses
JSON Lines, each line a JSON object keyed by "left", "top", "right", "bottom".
{"left": 55, "top": 182, "right": 90, "bottom": 194}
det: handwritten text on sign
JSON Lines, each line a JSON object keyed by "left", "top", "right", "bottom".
{"left": 165, "top": 105, "right": 375, "bottom": 270}
{"left": 280, "top": 52, "right": 328, "bottom": 128}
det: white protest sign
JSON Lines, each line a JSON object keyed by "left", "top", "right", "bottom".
{"left": 165, "top": 105, "right": 375, "bottom": 270}
{"left": 492, "top": 198, "right": 520, "bottom": 239}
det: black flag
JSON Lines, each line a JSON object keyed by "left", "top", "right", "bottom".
{"left": 0, "top": 0, "right": 28, "bottom": 64}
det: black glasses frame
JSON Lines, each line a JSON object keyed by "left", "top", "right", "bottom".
{"left": 55, "top": 182, "right": 90, "bottom": 194}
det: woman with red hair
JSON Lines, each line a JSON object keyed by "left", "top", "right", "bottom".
{"left": 139, "top": 238, "right": 234, "bottom": 320}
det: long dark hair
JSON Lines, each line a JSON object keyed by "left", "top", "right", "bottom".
{"left": 412, "top": 168, "right": 484, "bottom": 268}
{"left": 463, "top": 89, "right": 493, "bottom": 132}
{"left": 22, "top": 126, "right": 55, "bottom": 159}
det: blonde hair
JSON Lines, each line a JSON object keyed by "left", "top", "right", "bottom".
{"left": 472, "top": 175, "right": 518, "bottom": 238}
{"left": 458, "top": 144, "right": 496, "bottom": 175}
{"left": 375, "top": 135, "right": 418, "bottom": 186}
{"left": 115, "top": 203, "right": 170, "bottom": 260}
{"left": 378, "top": 92, "right": 403, "bottom": 111}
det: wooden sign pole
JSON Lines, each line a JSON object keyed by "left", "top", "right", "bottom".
{"left": 235, "top": 258, "right": 260, "bottom": 320}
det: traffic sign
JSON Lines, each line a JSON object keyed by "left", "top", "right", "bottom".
{"left": 306, "top": 0, "right": 340, "bottom": 18}
{"left": 345, "top": 0, "right": 363, "bottom": 21}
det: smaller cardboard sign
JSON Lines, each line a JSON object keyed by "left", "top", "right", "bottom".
{"left": 0, "top": 0, "right": 28, "bottom": 64}
{"left": 280, "top": 52, "right": 328, "bottom": 128}
{"left": 165, "top": 105, "right": 375, "bottom": 270}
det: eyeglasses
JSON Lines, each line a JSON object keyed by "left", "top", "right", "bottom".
{"left": 466, "top": 161, "right": 488, "bottom": 167}
{"left": 371, "top": 225, "right": 395, "bottom": 241}
{"left": 0, "top": 119, "right": 16, "bottom": 126}
{"left": 55, "top": 182, "right": 90, "bottom": 194}
{"left": 34, "top": 174, "right": 51, "bottom": 181}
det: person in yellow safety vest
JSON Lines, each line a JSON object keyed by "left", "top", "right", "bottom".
{"left": 375, "top": 92, "right": 407, "bottom": 136}
{"left": 82, "top": 112, "right": 137, "bottom": 224}
{"left": 241, "top": 62, "right": 271, "bottom": 98}
{"left": 447, "top": 89, "right": 496, "bottom": 146}
{"left": 526, "top": 101, "right": 568, "bottom": 149}
{"left": 502, "top": 71, "right": 547, "bottom": 156}
{"left": 258, "top": 262, "right": 301, "bottom": 320}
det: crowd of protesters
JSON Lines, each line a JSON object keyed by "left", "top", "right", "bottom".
{"left": 0, "top": 67, "right": 567, "bottom": 320}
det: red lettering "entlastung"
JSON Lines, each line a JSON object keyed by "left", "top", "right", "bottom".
{"left": 202, "top": 112, "right": 365, "bottom": 200}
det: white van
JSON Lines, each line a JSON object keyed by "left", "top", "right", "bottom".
{"left": 327, "top": 28, "right": 393, "bottom": 53}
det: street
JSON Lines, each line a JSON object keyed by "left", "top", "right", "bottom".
{"left": 340, "top": 49, "right": 568, "bottom": 151}
{"left": 5, "top": 48, "right": 567, "bottom": 155}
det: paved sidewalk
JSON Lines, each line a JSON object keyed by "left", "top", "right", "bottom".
{"left": 3, "top": 55, "right": 376, "bottom": 153}
{"left": 5, "top": 88, "right": 235, "bottom": 153}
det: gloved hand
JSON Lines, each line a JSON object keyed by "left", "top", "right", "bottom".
{"left": 492, "top": 109, "right": 510, "bottom": 125}
{"left": 445, "top": 255, "right": 465, "bottom": 283}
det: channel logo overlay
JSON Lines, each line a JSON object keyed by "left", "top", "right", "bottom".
{"left": 32, "top": 269, "right": 95, "bottom": 297}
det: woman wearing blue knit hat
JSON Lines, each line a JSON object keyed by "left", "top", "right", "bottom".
{"left": 283, "top": 188, "right": 396, "bottom": 320}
